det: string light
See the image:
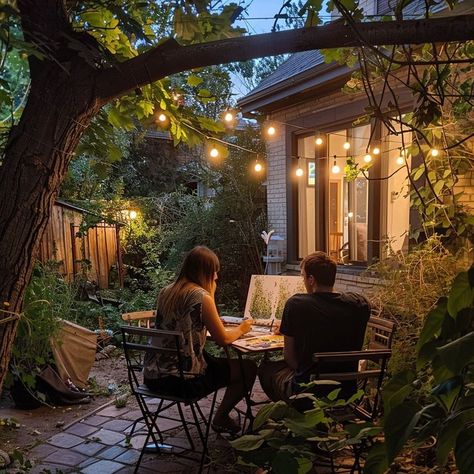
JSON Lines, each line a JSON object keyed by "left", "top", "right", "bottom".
{"left": 343, "top": 142, "right": 350, "bottom": 150}
{"left": 296, "top": 167, "right": 304, "bottom": 177}
{"left": 431, "top": 148, "right": 439, "bottom": 157}
{"left": 209, "top": 146, "right": 219, "bottom": 158}
{"left": 254, "top": 156, "right": 263, "bottom": 172}
{"left": 396, "top": 155, "right": 404, "bottom": 165}
{"left": 129, "top": 210, "right": 137, "bottom": 220}
{"left": 348, "top": 211, "right": 354, "bottom": 218}
{"left": 364, "top": 154, "right": 372, "bottom": 163}
{"left": 267, "top": 125, "right": 276, "bottom": 136}
{"left": 331, "top": 157, "right": 340, "bottom": 174}
{"left": 224, "top": 111, "right": 234, "bottom": 122}
{"left": 372, "top": 147, "right": 380, "bottom": 155}
{"left": 158, "top": 113, "right": 167, "bottom": 122}
{"left": 315, "top": 136, "right": 323, "bottom": 146}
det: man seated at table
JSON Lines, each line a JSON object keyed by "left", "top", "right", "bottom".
{"left": 258, "top": 251, "right": 371, "bottom": 402}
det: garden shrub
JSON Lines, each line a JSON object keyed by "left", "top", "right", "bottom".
{"left": 368, "top": 235, "right": 461, "bottom": 374}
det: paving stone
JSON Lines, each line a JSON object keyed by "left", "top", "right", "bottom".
{"left": 81, "top": 459, "right": 125, "bottom": 474}
{"left": 78, "top": 456, "right": 98, "bottom": 469}
{"left": 120, "top": 434, "right": 146, "bottom": 450}
{"left": 120, "top": 409, "right": 143, "bottom": 421}
{"left": 29, "top": 463, "right": 77, "bottom": 474}
{"left": 28, "top": 443, "right": 59, "bottom": 459}
{"left": 92, "top": 428, "right": 126, "bottom": 445}
{"left": 43, "top": 448, "right": 88, "bottom": 467}
{"left": 48, "top": 432, "right": 84, "bottom": 449}
{"left": 97, "top": 405, "right": 130, "bottom": 418}
{"left": 157, "top": 418, "right": 182, "bottom": 432}
{"left": 72, "top": 441, "right": 105, "bottom": 456}
{"left": 114, "top": 449, "right": 141, "bottom": 465}
{"left": 98, "top": 445, "right": 128, "bottom": 460}
{"left": 101, "top": 419, "right": 133, "bottom": 432}
{"left": 124, "top": 421, "right": 144, "bottom": 434}
{"left": 65, "top": 422, "right": 99, "bottom": 437}
{"left": 82, "top": 414, "right": 109, "bottom": 426}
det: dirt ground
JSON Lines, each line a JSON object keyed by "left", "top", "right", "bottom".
{"left": 0, "top": 350, "right": 129, "bottom": 456}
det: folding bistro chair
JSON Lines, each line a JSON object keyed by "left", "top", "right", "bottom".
{"left": 121, "top": 326, "right": 218, "bottom": 474}
{"left": 121, "top": 310, "right": 156, "bottom": 328}
{"left": 312, "top": 348, "right": 392, "bottom": 473}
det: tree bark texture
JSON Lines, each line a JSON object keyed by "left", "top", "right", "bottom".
{"left": 0, "top": 60, "right": 101, "bottom": 390}
{"left": 1, "top": 1, "right": 474, "bottom": 391}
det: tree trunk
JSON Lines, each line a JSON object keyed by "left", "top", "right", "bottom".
{"left": 0, "top": 60, "right": 101, "bottom": 391}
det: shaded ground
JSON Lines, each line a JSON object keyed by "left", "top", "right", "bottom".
{"left": 0, "top": 354, "right": 128, "bottom": 457}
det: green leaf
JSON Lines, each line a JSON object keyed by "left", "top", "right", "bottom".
{"left": 187, "top": 74, "right": 203, "bottom": 87}
{"left": 384, "top": 401, "right": 421, "bottom": 462}
{"left": 363, "top": 442, "right": 389, "bottom": 474}
{"left": 447, "top": 271, "right": 474, "bottom": 318}
{"left": 271, "top": 451, "right": 300, "bottom": 474}
{"left": 436, "top": 408, "right": 474, "bottom": 466}
{"left": 230, "top": 434, "right": 265, "bottom": 451}
{"left": 437, "top": 332, "right": 474, "bottom": 374}
{"left": 455, "top": 426, "right": 474, "bottom": 474}
{"left": 417, "top": 298, "right": 448, "bottom": 352}
{"left": 382, "top": 371, "right": 415, "bottom": 415}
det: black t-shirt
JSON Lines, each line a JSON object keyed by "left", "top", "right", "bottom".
{"left": 280, "top": 291, "right": 370, "bottom": 391}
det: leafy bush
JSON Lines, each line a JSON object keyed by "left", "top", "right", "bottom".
{"left": 368, "top": 235, "right": 461, "bottom": 374}
{"left": 8, "top": 262, "right": 75, "bottom": 396}
{"left": 231, "top": 387, "right": 379, "bottom": 473}
{"left": 365, "top": 265, "right": 474, "bottom": 474}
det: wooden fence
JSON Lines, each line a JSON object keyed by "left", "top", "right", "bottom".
{"left": 38, "top": 201, "right": 123, "bottom": 289}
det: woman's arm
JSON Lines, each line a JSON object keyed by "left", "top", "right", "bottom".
{"left": 202, "top": 294, "right": 252, "bottom": 346}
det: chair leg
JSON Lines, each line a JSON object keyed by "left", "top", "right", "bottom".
{"left": 177, "top": 401, "right": 195, "bottom": 451}
{"left": 199, "top": 390, "right": 218, "bottom": 474}
{"left": 190, "top": 402, "right": 205, "bottom": 444}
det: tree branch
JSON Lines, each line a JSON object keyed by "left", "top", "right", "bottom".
{"left": 96, "top": 14, "right": 474, "bottom": 102}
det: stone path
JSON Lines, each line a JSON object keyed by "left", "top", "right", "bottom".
{"left": 22, "top": 386, "right": 269, "bottom": 474}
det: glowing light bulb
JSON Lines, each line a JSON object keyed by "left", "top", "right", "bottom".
{"left": 331, "top": 162, "right": 341, "bottom": 174}
{"left": 348, "top": 211, "right": 354, "bottom": 218}
{"left": 210, "top": 147, "right": 219, "bottom": 158}
{"left": 364, "top": 154, "right": 372, "bottom": 163}
{"left": 373, "top": 147, "right": 380, "bottom": 155}
{"left": 158, "top": 113, "right": 167, "bottom": 122}
{"left": 343, "top": 142, "right": 350, "bottom": 150}
{"left": 396, "top": 156, "right": 404, "bottom": 165}
{"left": 431, "top": 148, "right": 439, "bottom": 157}
{"left": 267, "top": 126, "right": 276, "bottom": 136}
{"left": 254, "top": 162, "right": 262, "bottom": 172}
{"left": 224, "top": 111, "right": 234, "bottom": 122}
{"left": 315, "top": 137, "right": 323, "bottom": 146}
{"left": 129, "top": 210, "right": 137, "bottom": 220}
{"left": 296, "top": 167, "right": 304, "bottom": 177}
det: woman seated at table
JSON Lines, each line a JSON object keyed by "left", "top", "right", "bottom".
{"left": 143, "top": 245, "right": 256, "bottom": 434}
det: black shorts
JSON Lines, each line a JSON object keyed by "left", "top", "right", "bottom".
{"left": 144, "top": 351, "right": 230, "bottom": 399}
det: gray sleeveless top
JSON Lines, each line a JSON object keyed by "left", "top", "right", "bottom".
{"left": 143, "top": 284, "right": 208, "bottom": 380}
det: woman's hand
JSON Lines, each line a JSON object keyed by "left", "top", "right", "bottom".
{"left": 239, "top": 317, "right": 253, "bottom": 335}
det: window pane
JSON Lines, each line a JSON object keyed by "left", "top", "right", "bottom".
{"left": 297, "top": 136, "right": 316, "bottom": 258}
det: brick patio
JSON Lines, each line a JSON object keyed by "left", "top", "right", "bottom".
{"left": 5, "top": 382, "right": 354, "bottom": 473}
{"left": 16, "top": 384, "right": 268, "bottom": 473}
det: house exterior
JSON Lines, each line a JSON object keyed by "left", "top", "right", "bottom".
{"left": 238, "top": 5, "right": 474, "bottom": 273}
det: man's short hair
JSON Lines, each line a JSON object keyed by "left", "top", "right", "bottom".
{"left": 301, "top": 251, "right": 337, "bottom": 287}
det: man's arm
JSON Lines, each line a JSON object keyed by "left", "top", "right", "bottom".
{"left": 283, "top": 335, "right": 298, "bottom": 370}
